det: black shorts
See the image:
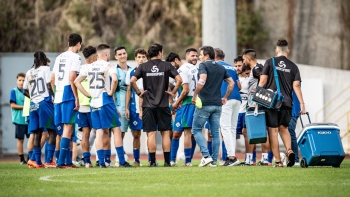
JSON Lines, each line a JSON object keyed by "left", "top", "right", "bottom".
{"left": 142, "top": 107, "right": 172, "bottom": 132}
{"left": 15, "top": 124, "right": 29, "bottom": 140}
{"left": 264, "top": 106, "right": 292, "bottom": 128}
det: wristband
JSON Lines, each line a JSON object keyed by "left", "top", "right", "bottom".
{"left": 137, "top": 92, "right": 142, "bottom": 96}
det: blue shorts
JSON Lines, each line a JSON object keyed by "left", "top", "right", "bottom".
{"left": 76, "top": 112, "right": 92, "bottom": 128}
{"left": 29, "top": 100, "right": 55, "bottom": 133}
{"left": 236, "top": 112, "right": 245, "bottom": 134}
{"left": 54, "top": 100, "right": 76, "bottom": 125}
{"left": 129, "top": 110, "right": 142, "bottom": 131}
{"left": 117, "top": 106, "right": 129, "bottom": 132}
{"left": 91, "top": 103, "right": 121, "bottom": 130}
{"left": 173, "top": 106, "right": 184, "bottom": 132}
{"left": 56, "top": 123, "right": 63, "bottom": 136}
{"left": 181, "top": 104, "right": 195, "bottom": 128}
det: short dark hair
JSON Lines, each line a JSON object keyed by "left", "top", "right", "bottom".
{"left": 134, "top": 48, "right": 147, "bottom": 58}
{"left": 68, "top": 33, "right": 82, "bottom": 47}
{"left": 214, "top": 48, "right": 225, "bottom": 59}
{"left": 234, "top": 55, "right": 243, "bottom": 63}
{"left": 242, "top": 63, "right": 251, "bottom": 72}
{"left": 199, "top": 46, "right": 215, "bottom": 59}
{"left": 17, "top": 73, "right": 25, "bottom": 79}
{"left": 96, "top": 44, "right": 110, "bottom": 51}
{"left": 242, "top": 48, "right": 256, "bottom": 60}
{"left": 148, "top": 43, "right": 163, "bottom": 58}
{"left": 33, "top": 51, "right": 48, "bottom": 69}
{"left": 276, "top": 39, "right": 288, "bottom": 47}
{"left": 165, "top": 52, "right": 181, "bottom": 62}
{"left": 114, "top": 46, "right": 126, "bottom": 55}
{"left": 83, "top": 46, "right": 97, "bottom": 58}
{"left": 185, "top": 48, "right": 198, "bottom": 54}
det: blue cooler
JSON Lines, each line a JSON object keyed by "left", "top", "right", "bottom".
{"left": 297, "top": 123, "right": 345, "bottom": 168}
{"left": 245, "top": 108, "right": 267, "bottom": 144}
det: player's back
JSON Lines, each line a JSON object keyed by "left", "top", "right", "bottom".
{"left": 24, "top": 66, "right": 52, "bottom": 104}
{"left": 84, "top": 60, "right": 116, "bottom": 108}
{"left": 53, "top": 50, "right": 81, "bottom": 103}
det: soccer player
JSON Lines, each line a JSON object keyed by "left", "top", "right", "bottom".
{"left": 242, "top": 49, "right": 272, "bottom": 166}
{"left": 125, "top": 48, "right": 148, "bottom": 166}
{"left": 258, "top": 39, "right": 306, "bottom": 167}
{"left": 52, "top": 33, "right": 82, "bottom": 168}
{"left": 130, "top": 43, "right": 182, "bottom": 167}
{"left": 76, "top": 46, "right": 97, "bottom": 168}
{"left": 75, "top": 44, "right": 131, "bottom": 168}
{"left": 214, "top": 48, "right": 241, "bottom": 166}
{"left": 166, "top": 52, "right": 198, "bottom": 167}
{"left": 113, "top": 46, "right": 132, "bottom": 165}
{"left": 24, "top": 51, "right": 57, "bottom": 168}
{"left": 10, "top": 73, "right": 29, "bottom": 164}
{"left": 191, "top": 46, "right": 234, "bottom": 167}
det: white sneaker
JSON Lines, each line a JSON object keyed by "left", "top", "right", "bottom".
{"left": 114, "top": 161, "right": 120, "bottom": 167}
{"left": 181, "top": 163, "right": 193, "bottom": 167}
{"left": 294, "top": 162, "right": 300, "bottom": 166}
{"left": 219, "top": 160, "right": 226, "bottom": 166}
{"left": 106, "top": 162, "right": 115, "bottom": 168}
{"left": 198, "top": 157, "right": 213, "bottom": 167}
{"left": 170, "top": 161, "right": 177, "bottom": 167}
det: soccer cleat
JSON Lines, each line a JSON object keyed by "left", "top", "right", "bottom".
{"left": 131, "top": 161, "right": 141, "bottom": 167}
{"left": 170, "top": 161, "right": 177, "bottom": 167}
{"left": 118, "top": 162, "right": 134, "bottom": 168}
{"left": 149, "top": 163, "right": 157, "bottom": 167}
{"left": 99, "top": 165, "right": 107, "bottom": 168}
{"left": 27, "top": 160, "right": 36, "bottom": 168}
{"left": 286, "top": 149, "right": 295, "bottom": 167}
{"left": 44, "top": 162, "right": 57, "bottom": 168}
{"left": 198, "top": 157, "right": 213, "bottom": 167}
{"left": 95, "top": 160, "right": 100, "bottom": 167}
{"left": 223, "top": 158, "right": 240, "bottom": 166}
{"left": 72, "top": 161, "right": 80, "bottom": 166}
{"left": 273, "top": 162, "right": 283, "bottom": 168}
{"left": 181, "top": 163, "right": 193, "bottom": 167}
{"left": 67, "top": 164, "right": 80, "bottom": 168}
{"left": 35, "top": 164, "right": 45, "bottom": 168}
{"left": 239, "top": 161, "right": 253, "bottom": 166}
{"left": 219, "top": 160, "right": 226, "bottom": 166}
{"left": 56, "top": 165, "right": 71, "bottom": 169}
{"left": 20, "top": 160, "right": 27, "bottom": 165}
{"left": 164, "top": 162, "right": 171, "bottom": 167}
{"left": 85, "top": 163, "right": 93, "bottom": 168}
{"left": 105, "top": 162, "right": 115, "bottom": 168}
{"left": 257, "top": 161, "right": 269, "bottom": 166}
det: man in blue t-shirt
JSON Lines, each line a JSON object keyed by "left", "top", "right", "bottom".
{"left": 214, "top": 48, "right": 241, "bottom": 166}
{"left": 10, "top": 73, "right": 29, "bottom": 164}
{"left": 191, "top": 46, "right": 234, "bottom": 167}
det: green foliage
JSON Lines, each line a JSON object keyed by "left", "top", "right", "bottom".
{"left": 1, "top": 160, "right": 350, "bottom": 197}
{"left": 236, "top": 0, "right": 268, "bottom": 54}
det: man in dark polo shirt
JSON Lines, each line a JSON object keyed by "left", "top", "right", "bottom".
{"left": 191, "top": 46, "right": 234, "bottom": 167}
{"left": 130, "top": 43, "right": 182, "bottom": 167}
{"left": 258, "top": 39, "right": 306, "bottom": 168}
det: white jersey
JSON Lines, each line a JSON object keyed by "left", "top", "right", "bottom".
{"left": 79, "top": 60, "right": 116, "bottom": 108}
{"left": 239, "top": 76, "right": 250, "bottom": 113}
{"left": 52, "top": 50, "right": 81, "bottom": 104}
{"left": 125, "top": 68, "right": 143, "bottom": 113}
{"left": 24, "top": 66, "right": 51, "bottom": 104}
{"left": 178, "top": 63, "right": 198, "bottom": 97}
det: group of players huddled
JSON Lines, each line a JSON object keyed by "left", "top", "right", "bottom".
{"left": 11, "top": 32, "right": 306, "bottom": 168}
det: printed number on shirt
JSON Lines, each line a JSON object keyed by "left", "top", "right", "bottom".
{"left": 29, "top": 77, "right": 46, "bottom": 96}
{"left": 89, "top": 72, "right": 105, "bottom": 89}
{"left": 58, "top": 59, "right": 66, "bottom": 81}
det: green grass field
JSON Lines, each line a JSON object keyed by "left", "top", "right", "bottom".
{"left": 1, "top": 160, "right": 350, "bottom": 197}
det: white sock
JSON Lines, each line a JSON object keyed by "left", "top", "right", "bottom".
{"left": 262, "top": 153, "right": 268, "bottom": 163}
{"left": 245, "top": 153, "right": 253, "bottom": 164}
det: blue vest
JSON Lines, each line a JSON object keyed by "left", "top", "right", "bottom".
{"left": 11, "top": 88, "right": 27, "bottom": 125}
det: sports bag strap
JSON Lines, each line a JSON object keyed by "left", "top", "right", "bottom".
{"left": 271, "top": 58, "right": 281, "bottom": 100}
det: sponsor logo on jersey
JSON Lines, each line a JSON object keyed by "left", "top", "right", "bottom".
{"left": 278, "top": 61, "right": 287, "bottom": 68}
{"left": 318, "top": 131, "right": 332, "bottom": 134}
{"left": 151, "top": 65, "right": 159, "bottom": 73}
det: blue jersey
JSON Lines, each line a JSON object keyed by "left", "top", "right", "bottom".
{"left": 129, "top": 69, "right": 137, "bottom": 112}
{"left": 217, "top": 60, "right": 241, "bottom": 101}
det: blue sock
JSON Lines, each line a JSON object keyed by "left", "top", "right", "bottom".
{"left": 83, "top": 152, "right": 91, "bottom": 164}
{"left": 116, "top": 146, "right": 126, "bottom": 165}
{"left": 133, "top": 149, "right": 140, "bottom": 163}
{"left": 104, "top": 149, "right": 111, "bottom": 164}
{"left": 28, "top": 151, "right": 33, "bottom": 160}
{"left": 44, "top": 140, "right": 48, "bottom": 163}
{"left": 252, "top": 150, "right": 257, "bottom": 162}
{"left": 46, "top": 144, "right": 55, "bottom": 163}
{"left": 268, "top": 150, "right": 274, "bottom": 163}
{"left": 221, "top": 141, "right": 227, "bottom": 160}
{"left": 97, "top": 149, "right": 105, "bottom": 166}
{"left": 207, "top": 141, "right": 213, "bottom": 156}
{"left": 34, "top": 147, "right": 42, "bottom": 165}
{"left": 184, "top": 148, "right": 192, "bottom": 163}
{"left": 54, "top": 150, "right": 60, "bottom": 161}
{"left": 65, "top": 150, "right": 73, "bottom": 165}
{"left": 57, "top": 137, "right": 70, "bottom": 166}
{"left": 170, "top": 139, "right": 179, "bottom": 162}
{"left": 191, "top": 140, "right": 196, "bottom": 158}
